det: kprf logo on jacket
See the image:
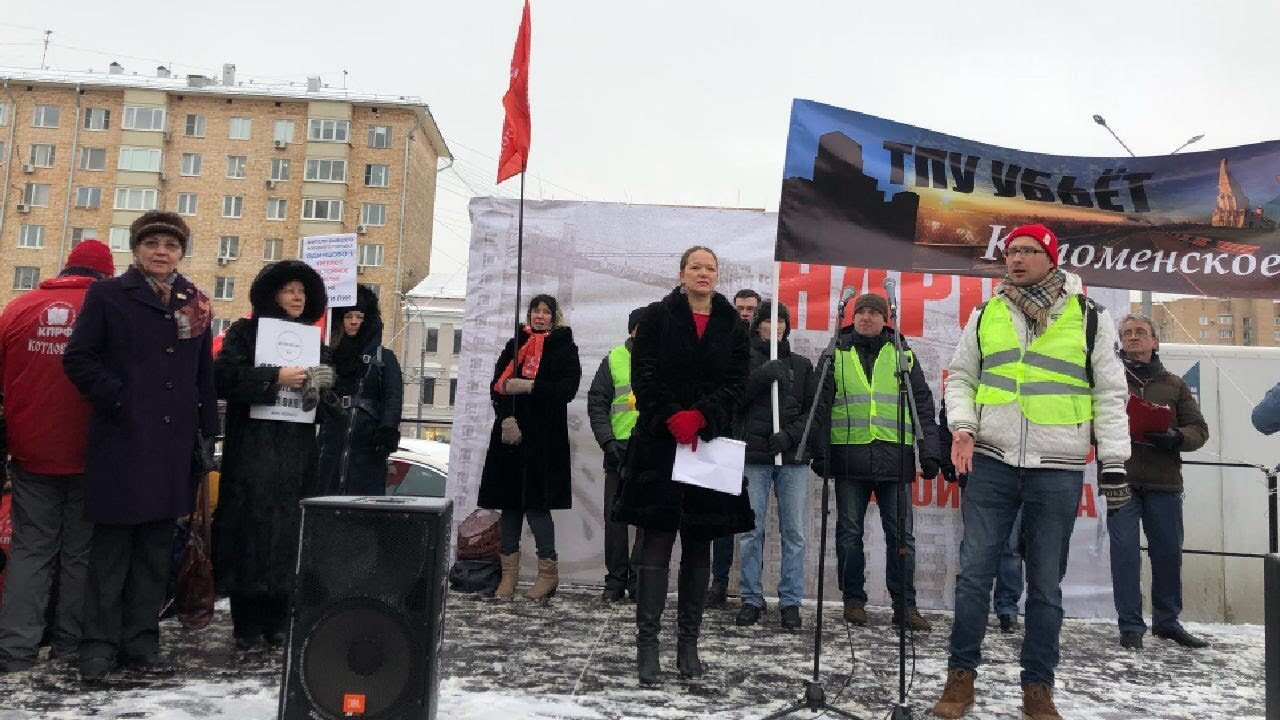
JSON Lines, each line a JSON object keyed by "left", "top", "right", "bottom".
{"left": 27, "top": 301, "right": 76, "bottom": 355}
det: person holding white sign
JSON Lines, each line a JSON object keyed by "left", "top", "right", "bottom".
{"left": 611, "top": 246, "right": 753, "bottom": 686}
{"left": 212, "top": 260, "right": 334, "bottom": 652}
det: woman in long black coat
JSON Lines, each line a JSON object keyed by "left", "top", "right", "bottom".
{"left": 212, "top": 260, "right": 333, "bottom": 651}
{"left": 315, "top": 285, "right": 404, "bottom": 496}
{"left": 477, "top": 294, "right": 581, "bottom": 601}
{"left": 612, "top": 245, "right": 753, "bottom": 685}
{"left": 64, "top": 210, "right": 218, "bottom": 681}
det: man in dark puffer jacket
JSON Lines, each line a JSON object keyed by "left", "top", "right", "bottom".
{"left": 732, "top": 301, "right": 818, "bottom": 630}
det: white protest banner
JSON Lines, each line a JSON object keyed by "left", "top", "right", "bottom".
{"left": 300, "top": 233, "right": 358, "bottom": 307}
{"left": 249, "top": 317, "right": 321, "bottom": 423}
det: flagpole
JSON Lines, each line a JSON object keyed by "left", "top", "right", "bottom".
{"left": 513, "top": 168, "right": 526, "bottom": 357}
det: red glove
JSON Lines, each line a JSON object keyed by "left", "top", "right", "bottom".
{"left": 666, "top": 409, "right": 707, "bottom": 449}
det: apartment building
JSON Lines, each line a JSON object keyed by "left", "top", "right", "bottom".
{"left": 400, "top": 269, "right": 466, "bottom": 442}
{"left": 0, "top": 63, "right": 450, "bottom": 337}
{"left": 1135, "top": 297, "right": 1280, "bottom": 347}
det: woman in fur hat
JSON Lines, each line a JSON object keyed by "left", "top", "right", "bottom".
{"left": 212, "top": 260, "right": 334, "bottom": 651}
{"left": 478, "top": 294, "right": 581, "bottom": 601}
{"left": 315, "top": 285, "right": 404, "bottom": 496}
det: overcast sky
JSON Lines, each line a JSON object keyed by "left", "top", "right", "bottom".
{"left": 4, "top": 0, "right": 1278, "bottom": 288}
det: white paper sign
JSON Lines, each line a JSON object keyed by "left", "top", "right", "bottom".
{"left": 300, "top": 233, "right": 358, "bottom": 307}
{"left": 671, "top": 438, "right": 746, "bottom": 495}
{"left": 249, "top": 317, "right": 321, "bottom": 423}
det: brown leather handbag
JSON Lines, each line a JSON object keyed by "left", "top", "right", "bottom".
{"left": 175, "top": 473, "right": 216, "bottom": 630}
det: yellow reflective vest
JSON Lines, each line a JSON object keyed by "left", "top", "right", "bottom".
{"left": 974, "top": 297, "right": 1093, "bottom": 425}
{"left": 607, "top": 344, "right": 638, "bottom": 440}
{"left": 831, "top": 343, "right": 914, "bottom": 445}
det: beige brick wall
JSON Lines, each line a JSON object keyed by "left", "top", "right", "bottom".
{"left": 1134, "top": 297, "right": 1280, "bottom": 347}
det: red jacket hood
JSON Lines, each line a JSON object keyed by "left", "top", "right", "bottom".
{"left": 38, "top": 275, "right": 96, "bottom": 290}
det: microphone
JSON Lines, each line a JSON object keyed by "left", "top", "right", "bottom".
{"left": 835, "top": 286, "right": 855, "bottom": 317}
{"left": 882, "top": 277, "right": 898, "bottom": 320}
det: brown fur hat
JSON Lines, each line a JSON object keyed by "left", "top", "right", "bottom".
{"left": 129, "top": 210, "right": 191, "bottom": 253}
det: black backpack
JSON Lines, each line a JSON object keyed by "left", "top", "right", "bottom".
{"left": 448, "top": 558, "right": 502, "bottom": 596}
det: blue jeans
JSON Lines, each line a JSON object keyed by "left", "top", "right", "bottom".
{"left": 711, "top": 534, "right": 734, "bottom": 585}
{"left": 1107, "top": 490, "right": 1184, "bottom": 635}
{"left": 738, "top": 463, "right": 808, "bottom": 608}
{"left": 993, "top": 510, "right": 1024, "bottom": 616}
{"left": 834, "top": 479, "right": 916, "bottom": 610}
{"left": 947, "top": 454, "right": 1082, "bottom": 688}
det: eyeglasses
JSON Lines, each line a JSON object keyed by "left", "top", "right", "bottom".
{"left": 1121, "top": 328, "right": 1153, "bottom": 338}
{"left": 139, "top": 238, "right": 183, "bottom": 252}
{"left": 1005, "top": 246, "right": 1045, "bottom": 257}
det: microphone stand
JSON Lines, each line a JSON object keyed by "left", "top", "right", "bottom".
{"left": 885, "top": 284, "right": 924, "bottom": 720}
{"left": 761, "top": 296, "right": 861, "bottom": 720}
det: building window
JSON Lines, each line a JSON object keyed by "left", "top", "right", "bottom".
{"left": 453, "top": 329, "right": 462, "bottom": 354}
{"left": 301, "top": 198, "right": 342, "bottom": 221}
{"left": 358, "top": 244, "right": 384, "bottom": 267}
{"left": 79, "top": 147, "right": 106, "bottom": 171}
{"left": 1219, "top": 328, "right": 1233, "bottom": 339}
{"left": 0, "top": 103, "right": 8, "bottom": 125}
{"left": 368, "top": 125, "right": 391, "bottom": 149}
{"left": 1218, "top": 314, "right": 1232, "bottom": 324}
{"left": 186, "top": 232, "right": 196, "bottom": 256}
{"left": 425, "top": 328, "right": 438, "bottom": 353}
{"left": 307, "top": 118, "right": 350, "bottom": 142}
{"left": 304, "top": 158, "right": 346, "bottom": 182}
{"left": 364, "top": 164, "right": 390, "bottom": 187}
{"left": 266, "top": 198, "right": 288, "bottom": 220}
{"left": 218, "top": 236, "right": 240, "bottom": 260}
{"left": 108, "top": 227, "right": 130, "bottom": 251}
{"left": 270, "top": 158, "right": 290, "bottom": 181}
{"left": 421, "top": 377, "right": 435, "bottom": 405}
{"left": 1274, "top": 330, "right": 1280, "bottom": 342}
{"left": 214, "top": 276, "right": 235, "bottom": 300}
{"left": 18, "top": 225, "right": 45, "bottom": 248}
{"left": 28, "top": 143, "right": 56, "bottom": 167}
{"left": 71, "top": 228, "right": 98, "bottom": 246}
{"left": 75, "top": 186, "right": 102, "bottom": 209}
{"left": 212, "top": 318, "right": 232, "bottom": 336}
{"left": 185, "top": 114, "right": 206, "bottom": 137}
{"left": 229, "top": 117, "right": 251, "bottom": 140}
{"left": 13, "top": 266, "right": 39, "bottom": 290}
{"left": 1198, "top": 316, "right": 1209, "bottom": 326}
{"left": 360, "top": 203, "right": 387, "bottom": 226}
{"left": 83, "top": 107, "right": 110, "bottom": 130}
{"left": 122, "top": 106, "right": 165, "bottom": 131}
{"left": 365, "top": 283, "right": 380, "bottom": 298}
{"left": 222, "top": 196, "right": 243, "bottom": 218}
{"left": 118, "top": 147, "right": 163, "bottom": 172}
{"left": 22, "top": 183, "right": 51, "bottom": 207}
{"left": 263, "top": 237, "right": 283, "bottom": 261}
{"left": 226, "top": 155, "right": 247, "bottom": 178}
{"left": 273, "top": 120, "right": 295, "bottom": 144}
{"left": 177, "top": 192, "right": 198, "bottom": 216}
{"left": 114, "top": 187, "right": 158, "bottom": 211}
{"left": 180, "top": 153, "right": 202, "bottom": 176}
{"left": 32, "top": 105, "right": 59, "bottom": 128}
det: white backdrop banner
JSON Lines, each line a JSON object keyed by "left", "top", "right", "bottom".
{"left": 451, "top": 197, "right": 1127, "bottom": 618}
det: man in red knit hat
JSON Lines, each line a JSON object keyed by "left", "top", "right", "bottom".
{"left": 0, "top": 240, "right": 114, "bottom": 672}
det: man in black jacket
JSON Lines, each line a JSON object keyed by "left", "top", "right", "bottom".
{"left": 818, "top": 293, "right": 940, "bottom": 631}
{"left": 587, "top": 308, "right": 646, "bottom": 601}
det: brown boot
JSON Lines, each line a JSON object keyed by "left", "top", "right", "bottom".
{"left": 892, "top": 608, "right": 932, "bottom": 632}
{"left": 524, "top": 558, "right": 559, "bottom": 600}
{"left": 495, "top": 552, "right": 520, "bottom": 599}
{"left": 1021, "top": 683, "right": 1062, "bottom": 720}
{"left": 931, "top": 667, "right": 975, "bottom": 718}
{"left": 842, "top": 601, "right": 868, "bottom": 625}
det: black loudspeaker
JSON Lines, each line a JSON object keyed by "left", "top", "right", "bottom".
{"left": 278, "top": 496, "right": 453, "bottom": 720}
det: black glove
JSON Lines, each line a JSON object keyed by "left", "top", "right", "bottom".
{"left": 940, "top": 461, "right": 958, "bottom": 484}
{"left": 373, "top": 426, "right": 401, "bottom": 457}
{"left": 604, "top": 440, "right": 627, "bottom": 469}
{"left": 755, "top": 359, "right": 785, "bottom": 383}
{"left": 765, "top": 431, "right": 791, "bottom": 456}
{"left": 1144, "top": 429, "right": 1183, "bottom": 451}
{"left": 1098, "top": 471, "right": 1131, "bottom": 517}
{"left": 810, "top": 455, "right": 828, "bottom": 478}
{"left": 920, "top": 458, "right": 940, "bottom": 480}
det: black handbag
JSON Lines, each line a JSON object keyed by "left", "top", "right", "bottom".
{"left": 448, "top": 558, "right": 502, "bottom": 595}
{"left": 191, "top": 430, "right": 217, "bottom": 477}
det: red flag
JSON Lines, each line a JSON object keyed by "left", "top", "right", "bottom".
{"left": 497, "top": 0, "right": 531, "bottom": 183}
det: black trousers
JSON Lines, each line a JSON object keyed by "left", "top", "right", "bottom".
{"left": 230, "top": 593, "right": 289, "bottom": 641}
{"left": 78, "top": 519, "right": 176, "bottom": 663}
{"left": 603, "top": 466, "right": 643, "bottom": 591}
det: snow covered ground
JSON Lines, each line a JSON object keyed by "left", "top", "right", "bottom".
{"left": 0, "top": 588, "right": 1266, "bottom": 719}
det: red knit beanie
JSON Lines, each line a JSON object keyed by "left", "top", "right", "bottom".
{"left": 1006, "top": 224, "right": 1059, "bottom": 266}
{"left": 65, "top": 239, "right": 115, "bottom": 278}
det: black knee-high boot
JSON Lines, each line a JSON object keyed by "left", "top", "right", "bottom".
{"left": 676, "top": 564, "right": 710, "bottom": 679}
{"left": 635, "top": 565, "right": 668, "bottom": 685}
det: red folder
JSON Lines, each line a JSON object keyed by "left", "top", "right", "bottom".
{"left": 1126, "top": 394, "right": 1174, "bottom": 443}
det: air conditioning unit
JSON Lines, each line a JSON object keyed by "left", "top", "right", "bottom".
{"left": 355, "top": 224, "right": 368, "bottom": 235}
{"left": 158, "top": 171, "right": 168, "bottom": 182}
{"left": 21, "top": 164, "right": 34, "bottom": 174}
{"left": 16, "top": 203, "right": 30, "bottom": 213}
{"left": 273, "top": 140, "right": 287, "bottom": 149}
{"left": 163, "top": 130, "right": 172, "bottom": 142}
{"left": 265, "top": 179, "right": 278, "bottom": 190}
{"left": 217, "top": 255, "right": 233, "bottom": 266}
{"left": 356, "top": 265, "right": 367, "bottom": 274}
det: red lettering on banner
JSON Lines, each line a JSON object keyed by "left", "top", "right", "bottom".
{"left": 936, "top": 476, "right": 961, "bottom": 508}
{"left": 898, "top": 273, "right": 951, "bottom": 337}
{"left": 1078, "top": 483, "right": 1097, "bottom": 519}
{"left": 913, "top": 476, "right": 931, "bottom": 505}
{"left": 777, "top": 262, "right": 831, "bottom": 331}
{"left": 957, "top": 276, "right": 988, "bottom": 322}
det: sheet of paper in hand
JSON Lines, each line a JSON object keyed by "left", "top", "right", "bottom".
{"left": 672, "top": 438, "right": 747, "bottom": 495}
{"left": 250, "top": 317, "right": 321, "bottom": 423}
